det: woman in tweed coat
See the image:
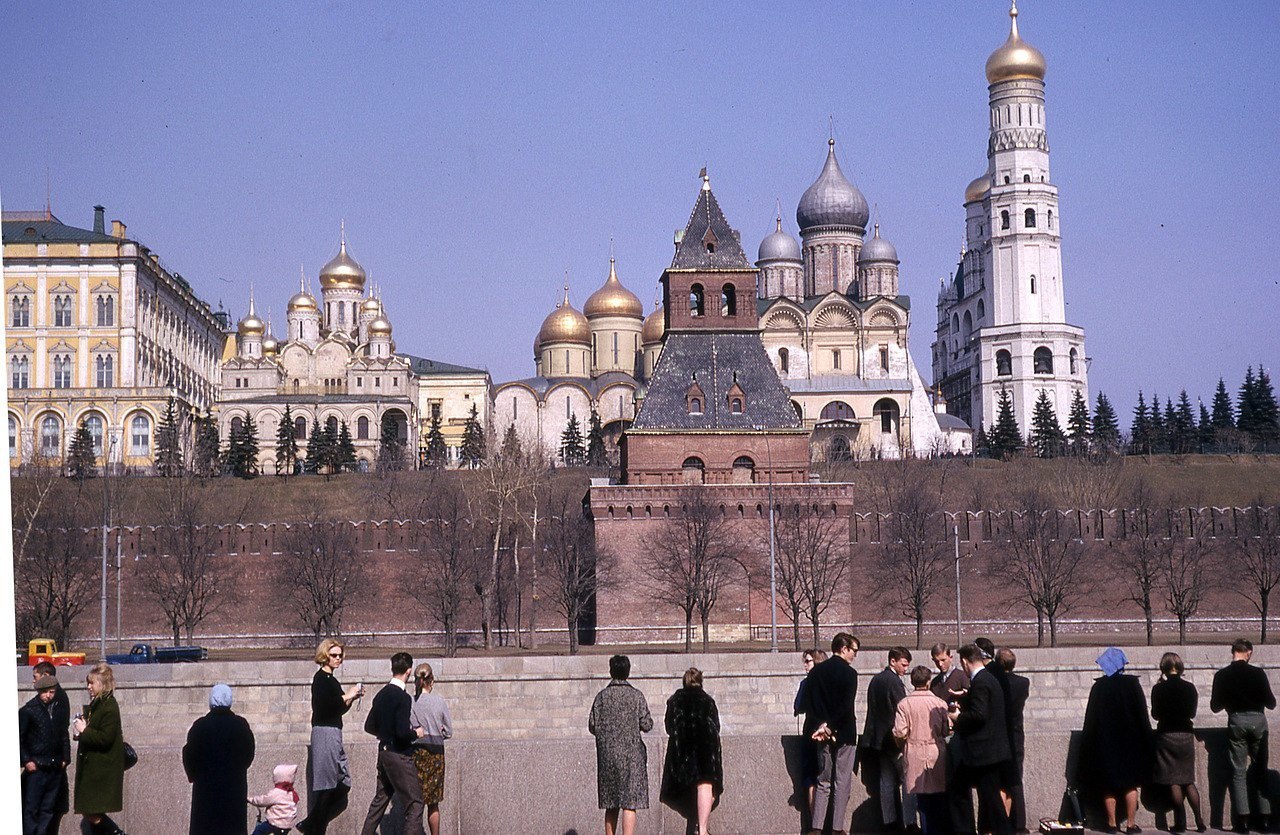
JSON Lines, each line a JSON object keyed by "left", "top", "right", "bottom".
{"left": 589, "top": 655, "right": 654, "bottom": 835}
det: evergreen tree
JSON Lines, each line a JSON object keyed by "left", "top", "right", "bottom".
{"left": 586, "top": 409, "right": 608, "bottom": 467}
{"left": 1066, "top": 390, "right": 1091, "bottom": 456}
{"left": 459, "top": 404, "right": 486, "bottom": 468}
{"left": 1211, "top": 378, "right": 1235, "bottom": 429}
{"left": 560, "top": 413, "right": 586, "bottom": 465}
{"left": 1148, "top": 393, "right": 1167, "bottom": 454}
{"left": 337, "top": 421, "right": 358, "bottom": 472}
{"left": 1198, "top": 400, "right": 1214, "bottom": 452}
{"left": 1162, "top": 399, "right": 1179, "bottom": 454}
{"left": 1252, "top": 367, "right": 1280, "bottom": 450}
{"left": 421, "top": 412, "right": 448, "bottom": 468}
{"left": 973, "top": 424, "right": 990, "bottom": 458}
{"left": 1092, "top": 392, "right": 1122, "bottom": 455}
{"left": 988, "top": 389, "right": 1022, "bottom": 459}
{"left": 1238, "top": 367, "right": 1259, "bottom": 435}
{"left": 232, "top": 415, "right": 260, "bottom": 479}
{"left": 377, "top": 415, "right": 406, "bottom": 472}
{"left": 192, "top": 409, "right": 221, "bottom": 478}
{"left": 1029, "top": 389, "right": 1066, "bottom": 458}
{"left": 1172, "top": 391, "right": 1196, "bottom": 454}
{"left": 500, "top": 423, "right": 523, "bottom": 463}
{"left": 1129, "top": 391, "right": 1152, "bottom": 456}
{"left": 66, "top": 420, "right": 97, "bottom": 482}
{"left": 305, "top": 421, "right": 333, "bottom": 476}
{"left": 154, "top": 398, "right": 183, "bottom": 477}
{"left": 275, "top": 405, "right": 299, "bottom": 477}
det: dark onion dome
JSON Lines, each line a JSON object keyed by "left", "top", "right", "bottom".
{"left": 583, "top": 258, "right": 643, "bottom": 319}
{"left": 985, "top": 1, "right": 1046, "bottom": 84}
{"left": 796, "top": 139, "right": 869, "bottom": 232}
{"left": 757, "top": 215, "right": 801, "bottom": 262}
{"left": 537, "top": 286, "right": 591, "bottom": 346}
{"left": 857, "top": 224, "right": 899, "bottom": 264}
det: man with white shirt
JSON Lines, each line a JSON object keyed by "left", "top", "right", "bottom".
{"left": 361, "top": 652, "right": 426, "bottom": 835}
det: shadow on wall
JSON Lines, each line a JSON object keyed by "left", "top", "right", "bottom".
{"left": 1064, "top": 729, "right": 1280, "bottom": 831}
{"left": 780, "top": 735, "right": 881, "bottom": 834}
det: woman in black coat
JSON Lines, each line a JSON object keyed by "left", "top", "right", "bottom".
{"left": 1079, "top": 647, "right": 1153, "bottom": 834}
{"left": 660, "top": 667, "right": 724, "bottom": 835}
{"left": 182, "top": 684, "right": 256, "bottom": 835}
{"left": 1151, "top": 652, "right": 1205, "bottom": 832}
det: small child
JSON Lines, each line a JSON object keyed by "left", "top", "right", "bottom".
{"left": 249, "top": 763, "right": 300, "bottom": 835}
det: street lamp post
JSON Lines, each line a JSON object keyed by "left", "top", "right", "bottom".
{"left": 954, "top": 525, "right": 962, "bottom": 648}
{"left": 100, "top": 434, "right": 118, "bottom": 659}
{"left": 755, "top": 425, "right": 777, "bottom": 653}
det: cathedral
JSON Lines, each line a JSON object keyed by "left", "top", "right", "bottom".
{"left": 932, "top": 2, "right": 1089, "bottom": 435}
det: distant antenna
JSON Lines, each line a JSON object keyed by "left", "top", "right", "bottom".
{"left": 45, "top": 166, "right": 52, "bottom": 218}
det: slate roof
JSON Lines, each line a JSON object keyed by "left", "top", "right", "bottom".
{"left": 404, "top": 354, "right": 487, "bottom": 376}
{"left": 2, "top": 213, "right": 118, "bottom": 244}
{"left": 936, "top": 412, "right": 972, "bottom": 431}
{"left": 784, "top": 376, "right": 912, "bottom": 394}
{"left": 631, "top": 332, "right": 801, "bottom": 431}
{"left": 670, "top": 183, "right": 752, "bottom": 270}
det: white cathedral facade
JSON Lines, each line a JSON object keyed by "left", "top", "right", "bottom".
{"left": 932, "top": 2, "right": 1089, "bottom": 436}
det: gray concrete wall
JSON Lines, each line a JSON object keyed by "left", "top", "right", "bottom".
{"left": 18, "top": 645, "right": 1280, "bottom": 834}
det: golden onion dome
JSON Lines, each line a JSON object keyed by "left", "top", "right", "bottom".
{"left": 261, "top": 333, "right": 279, "bottom": 354}
{"left": 965, "top": 173, "right": 991, "bottom": 204}
{"left": 288, "top": 290, "right": 318, "bottom": 312}
{"left": 583, "top": 258, "right": 643, "bottom": 319}
{"left": 319, "top": 232, "right": 367, "bottom": 290}
{"left": 369, "top": 315, "right": 393, "bottom": 336}
{"left": 537, "top": 287, "right": 591, "bottom": 346}
{"left": 361, "top": 296, "right": 383, "bottom": 314}
{"left": 641, "top": 302, "right": 665, "bottom": 345}
{"left": 985, "top": 2, "right": 1046, "bottom": 84}
{"left": 238, "top": 297, "right": 265, "bottom": 337}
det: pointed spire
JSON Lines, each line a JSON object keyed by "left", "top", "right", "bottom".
{"left": 562, "top": 272, "right": 570, "bottom": 307}
{"left": 248, "top": 285, "right": 256, "bottom": 315}
{"left": 299, "top": 265, "right": 306, "bottom": 293}
{"left": 874, "top": 222, "right": 881, "bottom": 239}
{"left": 701, "top": 166, "right": 711, "bottom": 192}
{"left": 1009, "top": 0, "right": 1020, "bottom": 40}
{"left": 340, "top": 218, "right": 347, "bottom": 249}
{"left": 654, "top": 285, "right": 662, "bottom": 309}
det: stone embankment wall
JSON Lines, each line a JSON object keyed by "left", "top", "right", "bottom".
{"left": 20, "top": 645, "right": 1280, "bottom": 834}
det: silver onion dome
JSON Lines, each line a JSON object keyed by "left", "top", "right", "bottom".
{"left": 796, "top": 139, "right": 870, "bottom": 232}
{"left": 757, "top": 216, "right": 802, "bottom": 262}
{"left": 857, "top": 224, "right": 899, "bottom": 263}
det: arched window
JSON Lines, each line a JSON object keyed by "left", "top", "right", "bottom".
{"left": 84, "top": 414, "right": 104, "bottom": 456}
{"left": 828, "top": 434, "right": 852, "bottom": 462}
{"left": 996, "top": 349, "right": 1012, "bottom": 377}
{"left": 1000, "top": 210, "right": 1010, "bottom": 230}
{"left": 357, "top": 416, "right": 370, "bottom": 440}
{"left": 689, "top": 283, "right": 705, "bottom": 317}
{"left": 720, "top": 284, "right": 737, "bottom": 317}
{"left": 96, "top": 295, "right": 115, "bottom": 326}
{"left": 1033, "top": 346, "right": 1054, "bottom": 374}
{"left": 294, "top": 416, "right": 307, "bottom": 439}
{"left": 52, "top": 354, "right": 72, "bottom": 388}
{"left": 729, "top": 398, "right": 743, "bottom": 414}
{"left": 95, "top": 354, "right": 114, "bottom": 387}
{"left": 40, "top": 415, "right": 61, "bottom": 455}
{"left": 231, "top": 416, "right": 244, "bottom": 436}
{"left": 53, "top": 295, "right": 73, "bottom": 327}
{"left": 11, "top": 295, "right": 31, "bottom": 327}
{"left": 952, "top": 313, "right": 959, "bottom": 333}
{"left": 1030, "top": 274, "right": 1037, "bottom": 294}
{"left": 732, "top": 455, "right": 754, "bottom": 470}
{"left": 7, "top": 415, "right": 16, "bottom": 459}
{"left": 873, "top": 399, "right": 900, "bottom": 435}
{"left": 791, "top": 400, "right": 804, "bottom": 421}
{"left": 1047, "top": 209, "right": 1054, "bottom": 229}
{"left": 820, "top": 401, "right": 855, "bottom": 421}
{"left": 326, "top": 416, "right": 339, "bottom": 435}
{"left": 778, "top": 347, "right": 789, "bottom": 373}
{"left": 1069, "top": 348, "right": 1079, "bottom": 375}
{"left": 689, "top": 397, "right": 702, "bottom": 414}
{"left": 130, "top": 415, "right": 151, "bottom": 455}
{"left": 1024, "top": 208, "right": 1036, "bottom": 228}
{"left": 962, "top": 311, "right": 973, "bottom": 341}
{"left": 681, "top": 456, "right": 705, "bottom": 485}
{"left": 11, "top": 355, "right": 30, "bottom": 389}
{"left": 977, "top": 299, "right": 986, "bottom": 320}
{"left": 1023, "top": 173, "right": 1031, "bottom": 183}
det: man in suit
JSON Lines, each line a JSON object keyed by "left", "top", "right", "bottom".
{"left": 930, "top": 643, "right": 970, "bottom": 703}
{"left": 862, "top": 647, "right": 916, "bottom": 832}
{"left": 950, "top": 643, "right": 1013, "bottom": 835}
{"left": 361, "top": 652, "right": 426, "bottom": 835}
{"left": 805, "top": 632, "right": 861, "bottom": 835}
{"left": 997, "top": 647, "right": 1031, "bottom": 834}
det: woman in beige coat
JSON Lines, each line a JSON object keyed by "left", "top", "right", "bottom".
{"left": 893, "top": 665, "right": 951, "bottom": 835}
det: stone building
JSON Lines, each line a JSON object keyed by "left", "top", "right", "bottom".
{"left": 4, "top": 207, "right": 227, "bottom": 471}
{"left": 932, "top": 3, "right": 1089, "bottom": 435}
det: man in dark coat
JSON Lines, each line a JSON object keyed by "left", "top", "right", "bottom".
{"left": 997, "top": 648, "right": 1031, "bottom": 834}
{"left": 182, "top": 683, "right": 256, "bottom": 835}
{"left": 360, "top": 652, "right": 426, "bottom": 835}
{"left": 950, "top": 643, "right": 1013, "bottom": 835}
{"left": 804, "top": 632, "right": 861, "bottom": 835}
{"left": 1211, "top": 638, "right": 1277, "bottom": 833}
{"left": 32, "top": 660, "right": 71, "bottom": 834}
{"left": 861, "top": 647, "right": 915, "bottom": 831}
{"left": 20, "top": 673, "right": 70, "bottom": 835}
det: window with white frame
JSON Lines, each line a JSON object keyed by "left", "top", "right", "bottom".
{"left": 40, "top": 415, "right": 62, "bottom": 455}
{"left": 130, "top": 414, "right": 150, "bottom": 455}
{"left": 53, "top": 295, "right": 73, "bottom": 327}
{"left": 96, "top": 295, "right": 115, "bottom": 326}
{"left": 95, "top": 355, "right": 114, "bottom": 387}
{"left": 8, "top": 416, "right": 17, "bottom": 459}
{"left": 84, "top": 414, "right": 104, "bottom": 455}
{"left": 11, "top": 355, "right": 30, "bottom": 389}
{"left": 10, "top": 295, "right": 31, "bottom": 328}
{"left": 52, "top": 354, "right": 73, "bottom": 388}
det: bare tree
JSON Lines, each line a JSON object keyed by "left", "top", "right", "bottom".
{"left": 1235, "top": 505, "right": 1280, "bottom": 643}
{"left": 410, "top": 475, "right": 480, "bottom": 657}
{"left": 772, "top": 502, "right": 850, "bottom": 650}
{"left": 138, "top": 474, "right": 242, "bottom": 645}
{"left": 14, "top": 502, "right": 99, "bottom": 645}
{"left": 279, "top": 514, "right": 366, "bottom": 639}
{"left": 996, "top": 487, "right": 1091, "bottom": 647}
{"left": 12, "top": 449, "right": 63, "bottom": 567}
{"left": 640, "top": 486, "right": 742, "bottom": 652}
{"left": 542, "top": 488, "right": 615, "bottom": 653}
{"left": 1049, "top": 453, "right": 1127, "bottom": 511}
{"left": 872, "top": 461, "right": 951, "bottom": 650}
{"left": 1118, "top": 479, "right": 1163, "bottom": 646}
{"left": 1159, "top": 523, "right": 1216, "bottom": 644}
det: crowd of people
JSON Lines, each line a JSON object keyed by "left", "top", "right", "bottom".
{"left": 16, "top": 637, "right": 1276, "bottom": 835}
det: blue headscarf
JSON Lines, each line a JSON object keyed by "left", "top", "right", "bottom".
{"left": 209, "top": 683, "right": 233, "bottom": 709}
{"left": 1097, "top": 647, "right": 1128, "bottom": 677}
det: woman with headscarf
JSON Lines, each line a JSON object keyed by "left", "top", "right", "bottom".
{"left": 298, "top": 638, "right": 363, "bottom": 835}
{"left": 660, "top": 667, "right": 724, "bottom": 835}
{"left": 183, "top": 683, "right": 256, "bottom": 835}
{"left": 72, "top": 663, "right": 125, "bottom": 835}
{"left": 1079, "top": 647, "right": 1153, "bottom": 834}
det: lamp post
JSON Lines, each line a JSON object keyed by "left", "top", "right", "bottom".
{"left": 100, "top": 434, "right": 118, "bottom": 659}
{"left": 953, "top": 525, "right": 962, "bottom": 647}
{"left": 755, "top": 424, "right": 777, "bottom": 653}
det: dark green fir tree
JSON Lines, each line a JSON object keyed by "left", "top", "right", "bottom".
{"left": 154, "top": 398, "right": 183, "bottom": 477}
{"left": 275, "top": 404, "right": 299, "bottom": 477}
{"left": 586, "top": 409, "right": 608, "bottom": 467}
{"left": 1211, "top": 378, "right": 1236, "bottom": 430}
{"left": 232, "top": 415, "right": 260, "bottom": 479}
{"left": 337, "top": 421, "right": 358, "bottom": 472}
{"left": 988, "top": 389, "right": 1022, "bottom": 459}
{"left": 421, "top": 412, "right": 448, "bottom": 468}
{"left": 500, "top": 423, "right": 523, "bottom": 463}
{"left": 1029, "top": 389, "right": 1065, "bottom": 458}
{"left": 1252, "top": 367, "right": 1280, "bottom": 449}
{"left": 459, "top": 404, "right": 486, "bottom": 468}
{"left": 305, "top": 421, "right": 334, "bottom": 477}
{"left": 1198, "top": 400, "right": 1214, "bottom": 452}
{"left": 377, "top": 415, "right": 405, "bottom": 472}
{"left": 1238, "top": 367, "right": 1259, "bottom": 437}
{"left": 192, "top": 409, "right": 222, "bottom": 478}
{"left": 1066, "top": 389, "right": 1091, "bottom": 456}
{"left": 973, "top": 424, "right": 990, "bottom": 457}
{"left": 67, "top": 420, "right": 97, "bottom": 483}
{"left": 1129, "top": 391, "right": 1152, "bottom": 456}
{"left": 560, "top": 413, "right": 586, "bottom": 465}
{"left": 1092, "top": 392, "right": 1121, "bottom": 455}
{"left": 1172, "top": 391, "right": 1196, "bottom": 454}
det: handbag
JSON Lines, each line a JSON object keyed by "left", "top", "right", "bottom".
{"left": 123, "top": 742, "right": 138, "bottom": 770}
{"left": 1039, "top": 786, "right": 1084, "bottom": 834}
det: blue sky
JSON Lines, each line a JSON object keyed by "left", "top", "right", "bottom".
{"left": 3, "top": 1, "right": 1277, "bottom": 419}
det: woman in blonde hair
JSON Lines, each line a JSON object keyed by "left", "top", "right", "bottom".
{"left": 297, "top": 638, "right": 363, "bottom": 835}
{"left": 410, "top": 663, "right": 452, "bottom": 835}
{"left": 72, "top": 663, "right": 126, "bottom": 834}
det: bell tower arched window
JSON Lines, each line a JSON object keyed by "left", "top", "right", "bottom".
{"left": 1000, "top": 210, "right": 1010, "bottom": 230}
{"left": 1024, "top": 208, "right": 1036, "bottom": 228}
{"left": 996, "top": 349, "right": 1012, "bottom": 377}
{"left": 1033, "top": 347, "right": 1054, "bottom": 374}
{"left": 720, "top": 284, "right": 736, "bottom": 317}
{"left": 689, "top": 284, "right": 705, "bottom": 317}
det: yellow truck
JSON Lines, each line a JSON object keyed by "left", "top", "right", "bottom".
{"left": 27, "top": 638, "right": 88, "bottom": 667}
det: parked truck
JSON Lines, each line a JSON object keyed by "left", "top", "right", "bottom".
{"left": 106, "top": 643, "right": 207, "bottom": 664}
{"left": 27, "top": 639, "right": 88, "bottom": 667}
